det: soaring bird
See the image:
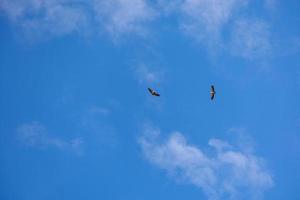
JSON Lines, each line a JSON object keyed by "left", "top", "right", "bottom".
{"left": 148, "top": 88, "right": 160, "bottom": 96}
{"left": 210, "top": 85, "right": 216, "bottom": 100}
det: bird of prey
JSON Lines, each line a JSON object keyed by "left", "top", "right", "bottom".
{"left": 210, "top": 85, "right": 216, "bottom": 100}
{"left": 148, "top": 88, "right": 160, "bottom": 96}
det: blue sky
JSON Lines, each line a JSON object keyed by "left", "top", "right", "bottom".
{"left": 0, "top": 0, "right": 299, "bottom": 200}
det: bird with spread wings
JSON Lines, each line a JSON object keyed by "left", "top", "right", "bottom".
{"left": 148, "top": 88, "right": 160, "bottom": 96}
{"left": 210, "top": 85, "right": 216, "bottom": 100}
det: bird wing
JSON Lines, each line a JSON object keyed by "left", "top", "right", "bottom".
{"left": 153, "top": 92, "right": 160, "bottom": 96}
{"left": 211, "top": 93, "right": 215, "bottom": 100}
{"left": 148, "top": 88, "right": 160, "bottom": 96}
{"left": 148, "top": 88, "right": 154, "bottom": 94}
{"left": 211, "top": 85, "right": 215, "bottom": 93}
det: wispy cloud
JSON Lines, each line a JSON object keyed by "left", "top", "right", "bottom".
{"left": 0, "top": 0, "right": 275, "bottom": 60}
{"left": 139, "top": 127, "right": 273, "bottom": 200}
{"left": 0, "top": 0, "right": 156, "bottom": 40}
{"left": 157, "top": 0, "right": 275, "bottom": 60}
{"left": 180, "top": 0, "right": 247, "bottom": 39}
{"left": 0, "top": 0, "right": 90, "bottom": 39}
{"left": 157, "top": 0, "right": 248, "bottom": 45}
{"left": 94, "top": 0, "right": 156, "bottom": 38}
{"left": 17, "top": 121, "right": 83, "bottom": 155}
{"left": 230, "top": 19, "right": 272, "bottom": 59}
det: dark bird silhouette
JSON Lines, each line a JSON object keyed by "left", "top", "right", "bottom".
{"left": 148, "top": 88, "right": 160, "bottom": 96}
{"left": 210, "top": 85, "right": 216, "bottom": 100}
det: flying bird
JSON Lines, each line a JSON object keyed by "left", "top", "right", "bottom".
{"left": 210, "top": 85, "right": 216, "bottom": 100}
{"left": 148, "top": 88, "right": 160, "bottom": 96}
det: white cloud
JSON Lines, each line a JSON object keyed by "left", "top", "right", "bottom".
{"left": 94, "top": 0, "right": 156, "bottom": 38}
{"left": 157, "top": 0, "right": 248, "bottom": 43}
{"left": 0, "top": 0, "right": 156, "bottom": 39}
{"left": 139, "top": 127, "right": 273, "bottom": 200}
{"left": 0, "top": 0, "right": 274, "bottom": 60}
{"left": 0, "top": 0, "right": 90, "bottom": 39}
{"left": 230, "top": 19, "right": 271, "bottom": 59}
{"left": 158, "top": 0, "right": 274, "bottom": 60}
{"left": 17, "top": 121, "right": 83, "bottom": 154}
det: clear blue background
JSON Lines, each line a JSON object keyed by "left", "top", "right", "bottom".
{"left": 0, "top": 0, "right": 299, "bottom": 199}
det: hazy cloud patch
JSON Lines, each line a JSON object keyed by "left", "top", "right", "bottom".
{"left": 0, "top": 0, "right": 275, "bottom": 60}
{"left": 94, "top": 0, "right": 156, "bottom": 38}
{"left": 230, "top": 19, "right": 272, "bottom": 59}
{"left": 0, "top": 0, "right": 90, "bottom": 39}
{"left": 139, "top": 127, "right": 273, "bottom": 200}
{"left": 180, "top": 0, "right": 247, "bottom": 37}
{"left": 0, "top": 0, "right": 156, "bottom": 40}
{"left": 17, "top": 121, "right": 83, "bottom": 155}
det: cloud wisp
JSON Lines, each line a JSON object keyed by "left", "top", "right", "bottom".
{"left": 158, "top": 0, "right": 248, "bottom": 43}
{"left": 230, "top": 19, "right": 271, "bottom": 59}
{"left": 0, "top": 0, "right": 156, "bottom": 40}
{"left": 17, "top": 121, "right": 83, "bottom": 155}
{"left": 0, "top": 0, "right": 90, "bottom": 39}
{"left": 139, "top": 127, "right": 273, "bottom": 200}
{"left": 94, "top": 0, "right": 156, "bottom": 38}
{"left": 158, "top": 0, "right": 274, "bottom": 59}
{"left": 0, "top": 0, "right": 274, "bottom": 59}
{"left": 180, "top": 0, "right": 248, "bottom": 40}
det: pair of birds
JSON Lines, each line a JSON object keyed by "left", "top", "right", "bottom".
{"left": 148, "top": 85, "right": 216, "bottom": 100}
